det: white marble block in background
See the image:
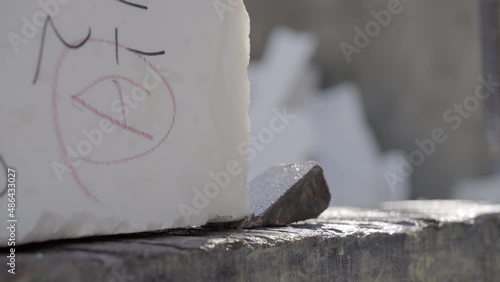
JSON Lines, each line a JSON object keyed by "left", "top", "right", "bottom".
{"left": 0, "top": 0, "right": 250, "bottom": 245}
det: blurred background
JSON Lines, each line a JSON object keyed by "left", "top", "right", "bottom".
{"left": 243, "top": 0, "right": 500, "bottom": 206}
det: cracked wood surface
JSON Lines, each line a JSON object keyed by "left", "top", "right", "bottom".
{"left": 2, "top": 200, "right": 500, "bottom": 282}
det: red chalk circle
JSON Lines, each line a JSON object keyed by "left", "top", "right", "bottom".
{"left": 51, "top": 38, "right": 176, "bottom": 201}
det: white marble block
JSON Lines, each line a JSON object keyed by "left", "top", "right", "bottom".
{"left": 0, "top": 0, "right": 250, "bottom": 245}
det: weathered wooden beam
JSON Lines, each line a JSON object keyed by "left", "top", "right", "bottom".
{"left": 2, "top": 200, "right": 500, "bottom": 281}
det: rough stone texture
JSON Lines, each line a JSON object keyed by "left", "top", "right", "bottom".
{"left": 215, "top": 161, "right": 331, "bottom": 228}
{"left": 2, "top": 200, "right": 500, "bottom": 282}
{"left": 244, "top": 0, "right": 494, "bottom": 199}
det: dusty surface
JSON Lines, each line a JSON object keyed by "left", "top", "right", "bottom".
{"left": 1, "top": 200, "right": 500, "bottom": 281}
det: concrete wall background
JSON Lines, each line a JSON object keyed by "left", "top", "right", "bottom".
{"left": 244, "top": 0, "right": 494, "bottom": 198}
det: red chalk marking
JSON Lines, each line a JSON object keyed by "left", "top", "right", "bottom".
{"left": 70, "top": 75, "right": 154, "bottom": 140}
{"left": 72, "top": 96, "right": 154, "bottom": 140}
{"left": 52, "top": 38, "right": 177, "bottom": 202}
